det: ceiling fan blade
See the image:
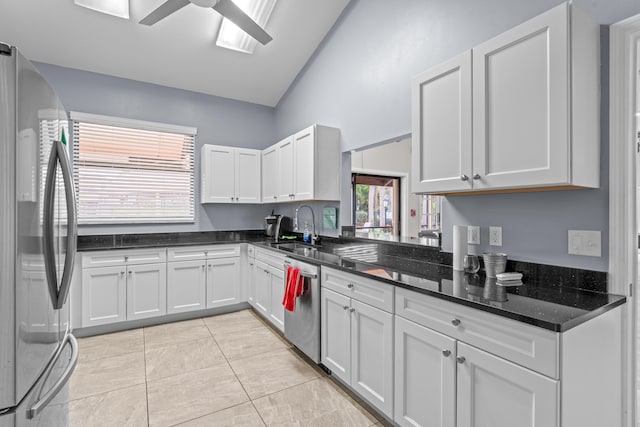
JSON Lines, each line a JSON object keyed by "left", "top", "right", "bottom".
{"left": 139, "top": 0, "right": 191, "bottom": 25}
{"left": 212, "top": 0, "right": 273, "bottom": 45}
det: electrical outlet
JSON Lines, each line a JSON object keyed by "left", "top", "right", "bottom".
{"left": 468, "top": 226, "right": 480, "bottom": 244}
{"left": 489, "top": 226, "right": 502, "bottom": 246}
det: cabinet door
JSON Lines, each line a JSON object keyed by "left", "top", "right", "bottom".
{"left": 277, "top": 136, "right": 294, "bottom": 200}
{"left": 394, "top": 316, "right": 456, "bottom": 427}
{"left": 206, "top": 257, "right": 241, "bottom": 308}
{"left": 350, "top": 299, "right": 394, "bottom": 417}
{"left": 126, "top": 263, "right": 167, "bottom": 320}
{"left": 254, "top": 260, "right": 271, "bottom": 317}
{"left": 247, "top": 258, "right": 256, "bottom": 307}
{"left": 82, "top": 266, "right": 126, "bottom": 327}
{"left": 201, "top": 145, "right": 235, "bottom": 203}
{"left": 412, "top": 51, "right": 472, "bottom": 193}
{"left": 321, "top": 287, "right": 351, "bottom": 384}
{"left": 472, "top": 4, "right": 569, "bottom": 190}
{"left": 269, "top": 265, "right": 285, "bottom": 332}
{"left": 456, "top": 342, "right": 558, "bottom": 427}
{"left": 167, "top": 260, "right": 206, "bottom": 314}
{"left": 293, "top": 127, "right": 314, "bottom": 200}
{"left": 235, "top": 148, "right": 261, "bottom": 203}
{"left": 262, "top": 144, "right": 278, "bottom": 202}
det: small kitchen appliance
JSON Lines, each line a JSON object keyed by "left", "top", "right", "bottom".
{"left": 264, "top": 211, "right": 280, "bottom": 237}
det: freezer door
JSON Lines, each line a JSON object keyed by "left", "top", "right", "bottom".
{"left": 14, "top": 334, "right": 76, "bottom": 427}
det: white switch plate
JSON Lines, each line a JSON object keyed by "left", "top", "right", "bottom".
{"left": 568, "top": 230, "right": 601, "bottom": 257}
{"left": 489, "top": 226, "right": 502, "bottom": 246}
{"left": 468, "top": 226, "right": 480, "bottom": 244}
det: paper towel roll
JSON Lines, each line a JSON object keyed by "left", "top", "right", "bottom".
{"left": 453, "top": 225, "right": 467, "bottom": 271}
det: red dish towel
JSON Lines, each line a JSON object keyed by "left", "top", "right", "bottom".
{"left": 283, "top": 266, "right": 303, "bottom": 312}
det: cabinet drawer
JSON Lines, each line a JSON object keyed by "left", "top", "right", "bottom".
{"left": 168, "top": 245, "right": 239, "bottom": 261}
{"left": 205, "top": 245, "right": 240, "bottom": 259}
{"left": 395, "top": 287, "right": 559, "bottom": 378}
{"left": 255, "top": 247, "right": 286, "bottom": 268}
{"left": 322, "top": 267, "right": 394, "bottom": 313}
{"left": 83, "top": 248, "right": 166, "bottom": 268}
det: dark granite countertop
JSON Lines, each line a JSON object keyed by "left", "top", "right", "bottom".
{"left": 77, "top": 231, "right": 625, "bottom": 333}
{"left": 255, "top": 241, "right": 625, "bottom": 333}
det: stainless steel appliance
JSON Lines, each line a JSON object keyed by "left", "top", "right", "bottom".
{"left": 265, "top": 212, "right": 290, "bottom": 242}
{"left": 0, "top": 43, "right": 78, "bottom": 427}
{"left": 283, "top": 257, "right": 320, "bottom": 363}
{"left": 264, "top": 211, "right": 281, "bottom": 237}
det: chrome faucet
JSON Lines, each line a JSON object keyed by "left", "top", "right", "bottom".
{"left": 294, "top": 204, "right": 318, "bottom": 245}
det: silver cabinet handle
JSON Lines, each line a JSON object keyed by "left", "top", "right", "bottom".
{"left": 28, "top": 334, "right": 78, "bottom": 419}
{"left": 128, "top": 270, "right": 132, "bottom": 276}
{"left": 457, "top": 356, "right": 466, "bottom": 364}
{"left": 442, "top": 349, "right": 451, "bottom": 357}
{"left": 235, "top": 197, "right": 239, "bottom": 201}
{"left": 124, "top": 256, "right": 129, "bottom": 262}
{"left": 343, "top": 305, "right": 349, "bottom": 310}
{"left": 451, "top": 319, "right": 461, "bottom": 327}
{"left": 120, "top": 271, "right": 125, "bottom": 277}
{"left": 202, "top": 265, "right": 206, "bottom": 270}
{"left": 460, "top": 174, "right": 469, "bottom": 181}
{"left": 208, "top": 264, "right": 212, "bottom": 270}
{"left": 273, "top": 196, "right": 277, "bottom": 199}
{"left": 349, "top": 308, "right": 356, "bottom": 313}
{"left": 347, "top": 283, "right": 354, "bottom": 289}
{"left": 473, "top": 174, "right": 481, "bottom": 180}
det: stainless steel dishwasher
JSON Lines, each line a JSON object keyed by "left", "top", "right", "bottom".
{"left": 283, "top": 257, "right": 320, "bottom": 363}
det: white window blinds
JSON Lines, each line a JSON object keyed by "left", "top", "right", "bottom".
{"left": 71, "top": 112, "right": 196, "bottom": 224}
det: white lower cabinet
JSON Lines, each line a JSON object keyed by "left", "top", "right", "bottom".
{"left": 167, "top": 245, "right": 241, "bottom": 314}
{"left": 82, "top": 265, "right": 126, "bottom": 327}
{"left": 394, "top": 316, "right": 456, "bottom": 427}
{"left": 126, "top": 262, "right": 167, "bottom": 320}
{"left": 269, "top": 264, "right": 285, "bottom": 331}
{"left": 320, "top": 267, "right": 394, "bottom": 418}
{"left": 206, "top": 257, "right": 241, "bottom": 308}
{"left": 81, "top": 249, "right": 168, "bottom": 327}
{"left": 252, "top": 248, "right": 286, "bottom": 332}
{"left": 167, "top": 260, "right": 206, "bottom": 314}
{"left": 254, "top": 259, "right": 271, "bottom": 317}
{"left": 456, "top": 342, "right": 558, "bottom": 427}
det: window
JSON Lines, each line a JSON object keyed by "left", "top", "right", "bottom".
{"left": 71, "top": 112, "right": 196, "bottom": 224}
{"left": 352, "top": 174, "right": 400, "bottom": 238}
{"left": 420, "top": 194, "right": 442, "bottom": 231}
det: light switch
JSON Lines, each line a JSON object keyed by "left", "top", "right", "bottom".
{"left": 568, "top": 230, "right": 601, "bottom": 257}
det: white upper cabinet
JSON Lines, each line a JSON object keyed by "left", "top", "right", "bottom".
{"left": 201, "top": 145, "right": 261, "bottom": 203}
{"left": 412, "top": 51, "right": 472, "bottom": 193}
{"left": 412, "top": 2, "right": 599, "bottom": 194}
{"left": 277, "top": 136, "right": 294, "bottom": 201}
{"left": 262, "top": 125, "right": 341, "bottom": 202}
{"left": 261, "top": 143, "right": 278, "bottom": 202}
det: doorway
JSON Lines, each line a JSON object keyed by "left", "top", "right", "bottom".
{"left": 609, "top": 13, "right": 640, "bottom": 427}
{"left": 352, "top": 173, "right": 400, "bottom": 238}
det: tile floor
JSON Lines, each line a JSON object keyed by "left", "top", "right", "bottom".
{"left": 69, "top": 309, "right": 385, "bottom": 427}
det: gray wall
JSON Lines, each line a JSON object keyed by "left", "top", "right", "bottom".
{"left": 274, "top": 0, "right": 640, "bottom": 271}
{"left": 34, "top": 63, "right": 278, "bottom": 235}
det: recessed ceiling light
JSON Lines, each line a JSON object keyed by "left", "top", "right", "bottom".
{"left": 216, "top": 0, "right": 276, "bottom": 54}
{"left": 74, "top": 0, "right": 130, "bottom": 19}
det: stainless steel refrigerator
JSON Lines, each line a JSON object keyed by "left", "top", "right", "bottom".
{"left": 0, "top": 43, "right": 78, "bottom": 427}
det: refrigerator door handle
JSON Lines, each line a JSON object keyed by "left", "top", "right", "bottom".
{"left": 42, "top": 139, "right": 77, "bottom": 310}
{"left": 27, "top": 334, "right": 78, "bottom": 419}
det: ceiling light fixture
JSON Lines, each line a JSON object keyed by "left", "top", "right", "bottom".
{"left": 216, "top": 0, "right": 276, "bottom": 54}
{"left": 74, "top": 0, "right": 129, "bottom": 19}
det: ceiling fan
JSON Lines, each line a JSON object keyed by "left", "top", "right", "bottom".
{"left": 139, "top": 0, "right": 273, "bottom": 45}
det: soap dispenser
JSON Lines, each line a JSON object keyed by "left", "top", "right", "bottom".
{"left": 303, "top": 222, "right": 310, "bottom": 243}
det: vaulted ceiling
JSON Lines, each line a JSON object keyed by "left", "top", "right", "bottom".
{"left": 0, "top": 0, "right": 351, "bottom": 106}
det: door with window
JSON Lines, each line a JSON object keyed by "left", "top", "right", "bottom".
{"left": 352, "top": 174, "right": 400, "bottom": 238}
